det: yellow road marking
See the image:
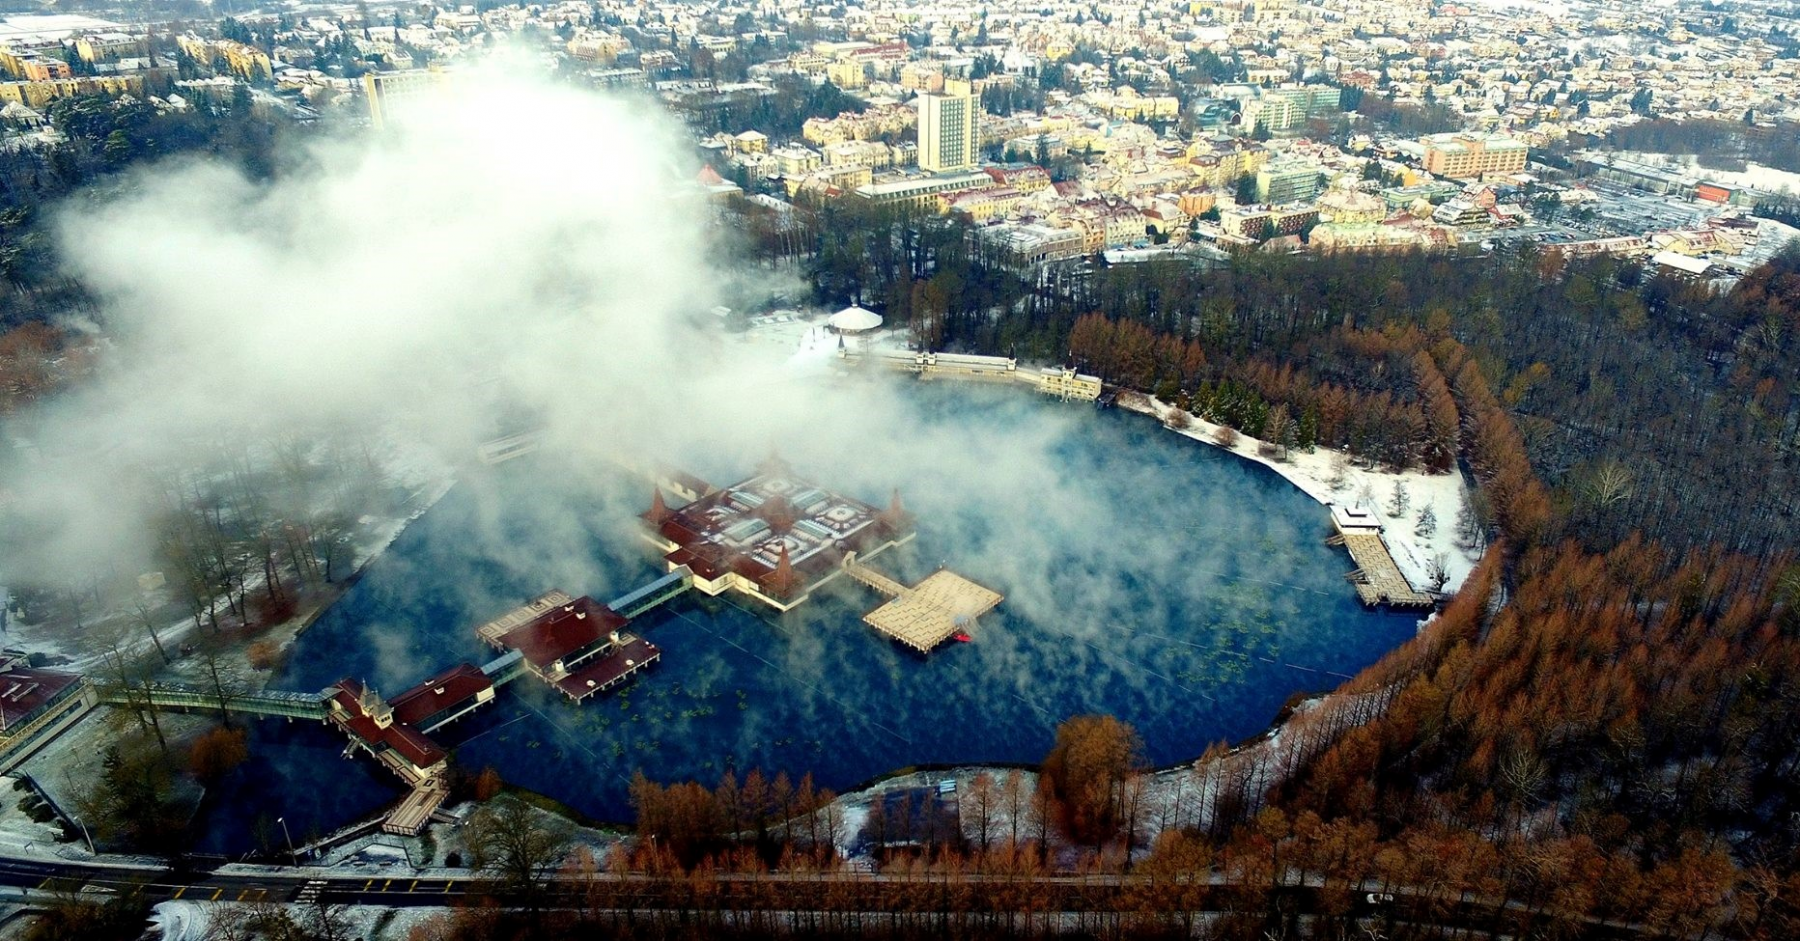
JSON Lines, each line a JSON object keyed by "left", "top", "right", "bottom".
{"left": 239, "top": 888, "right": 253, "bottom": 901}
{"left": 381, "top": 879, "right": 391, "bottom": 892}
{"left": 35, "top": 877, "right": 53, "bottom": 890}
{"left": 209, "top": 888, "right": 222, "bottom": 901}
{"left": 442, "top": 881, "right": 454, "bottom": 893}
{"left": 256, "top": 889, "right": 267, "bottom": 901}
{"left": 408, "top": 879, "right": 418, "bottom": 892}
{"left": 172, "top": 887, "right": 187, "bottom": 900}
{"left": 362, "top": 879, "right": 373, "bottom": 891}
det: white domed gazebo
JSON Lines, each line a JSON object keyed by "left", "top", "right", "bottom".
{"left": 827, "top": 305, "right": 884, "bottom": 336}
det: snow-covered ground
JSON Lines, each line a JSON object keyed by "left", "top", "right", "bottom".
{"left": 1727, "top": 217, "right": 1800, "bottom": 271}
{"left": 2, "top": 441, "right": 455, "bottom": 679}
{"left": 0, "top": 774, "right": 77, "bottom": 859}
{"left": 1617, "top": 152, "right": 1800, "bottom": 196}
{"left": 1121, "top": 395, "right": 1480, "bottom": 595}
{"left": 149, "top": 900, "right": 444, "bottom": 941}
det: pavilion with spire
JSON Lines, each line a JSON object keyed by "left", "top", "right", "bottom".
{"left": 879, "top": 488, "right": 915, "bottom": 533}
{"left": 636, "top": 461, "right": 1001, "bottom": 652}
{"left": 638, "top": 461, "right": 916, "bottom": 612}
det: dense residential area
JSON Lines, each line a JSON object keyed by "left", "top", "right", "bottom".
{"left": 0, "top": 0, "right": 1797, "bottom": 939}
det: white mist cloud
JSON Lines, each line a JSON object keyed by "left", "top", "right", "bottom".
{"left": 2, "top": 64, "right": 752, "bottom": 583}
{"left": 0, "top": 59, "right": 1327, "bottom": 694}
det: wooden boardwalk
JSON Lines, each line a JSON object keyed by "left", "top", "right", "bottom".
{"left": 842, "top": 559, "right": 908, "bottom": 598}
{"left": 1329, "top": 520, "right": 1434, "bottom": 609}
{"left": 475, "top": 590, "right": 574, "bottom": 649}
{"left": 382, "top": 777, "right": 449, "bottom": 835}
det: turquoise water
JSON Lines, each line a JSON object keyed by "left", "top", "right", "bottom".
{"left": 196, "top": 385, "right": 1417, "bottom": 853}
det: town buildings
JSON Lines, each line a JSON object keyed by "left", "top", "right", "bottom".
{"left": 0, "top": 0, "right": 1787, "bottom": 274}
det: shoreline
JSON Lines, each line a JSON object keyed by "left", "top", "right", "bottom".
{"left": 761, "top": 313, "right": 1483, "bottom": 598}
{"left": 15, "top": 355, "right": 1480, "bottom": 870}
{"left": 1113, "top": 391, "right": 1483, "bottom": 597}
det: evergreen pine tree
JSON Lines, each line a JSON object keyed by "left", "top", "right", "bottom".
{"left": 1387, "top": 480, "right": 1411, "bottom": 518}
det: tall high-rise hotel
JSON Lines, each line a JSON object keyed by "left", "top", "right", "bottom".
{"left": 917, "top": 79, "right": 979, "bottom": 173}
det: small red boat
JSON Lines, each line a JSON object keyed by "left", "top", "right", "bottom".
{"left": 952, "top": 631, "right": 973, "bottom": 643}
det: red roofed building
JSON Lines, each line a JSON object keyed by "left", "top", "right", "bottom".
{"left": 388, "top": 663, "right": 495, "bottom": 733}
{"left": 326, "top": 679, "right": 447, "bottom": 782}
{"left": 552, "top": 636, "right": 661, "bottom": 703}
{"left": 642, "top": 460, "right": 915, "bottom": 612}
{"left": 0, "top": 656, "right": 96, "bottom": 773}
{"left": 491, "top": 596, "right": 630, "bottom": 682}
{"left": 983, "top": 163, "right": 1052, "bottom": 193}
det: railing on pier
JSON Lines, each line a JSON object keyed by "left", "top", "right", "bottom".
{"left": 841, "top": 555, "right": 908, "bottom": 598}
{"left": 100, "top": 683, "right": 329, "bottom": 720}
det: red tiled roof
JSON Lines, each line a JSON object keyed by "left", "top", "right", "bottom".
{"left": 389, "top": 663, "right": 492, "bottom": 728}
{"left": 0, "top": 662, "right": 79, "bottom": 730}
{"left": 552, "top": 637, "right": 660, "bottom": 702}
{"left": 659, "top": 519, "right": 703, "bottom": 544}
{"left": 328, "top": 680, "right": 445, "bottom": 771}
{"left": 496, "top": 596, "right": 627, "bottom": 669}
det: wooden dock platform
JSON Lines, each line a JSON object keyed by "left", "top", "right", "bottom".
{"left": 1329, "top": 506, "right": 1434, "bottom": 609}
{"left": 844, "top": 557, "right": 1004, "bottom": 653}
{"left": 382, "top": 777, "right": 449, "bottom": 835}
{"left": 475, "top": 590, "right": 574, "bottom": 649}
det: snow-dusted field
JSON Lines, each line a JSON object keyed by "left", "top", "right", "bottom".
{"left": 1616, "top": 152, "right": 1800, "bottom": 196}
{"left": 149, "top": 900, "right": 444, "bottom": 941}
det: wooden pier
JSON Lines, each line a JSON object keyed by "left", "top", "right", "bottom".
{"left": 844, "top": 555, "right": 1004, "bottom": 653}
{"left": 327, "top": 708, "right": 454, "bottom": 836}
{"left": 1328, "top": 505, "right": 1434, "bottom": 609}
{"left": 842, "top": 559, "right": 909, "bottom": 598}
{"left": 383, "top": 776, "right": 449, "bottom": 835}
{"left": 475, "top": 590, "right": 574, "bottom": 649}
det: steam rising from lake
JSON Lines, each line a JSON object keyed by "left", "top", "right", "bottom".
{"left": 4, "top": 61, "right": 1347, "bottom": 675}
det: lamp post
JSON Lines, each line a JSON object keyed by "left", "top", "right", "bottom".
{"left": 69, "top": 816, "right": 94, "bottom": 855}
{"left": 276, "top": 816, "right": 297, "bottom": 867}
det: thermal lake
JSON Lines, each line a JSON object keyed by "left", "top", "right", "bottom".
{"left": 196, "top": 383, "right": 1420, "bottom": 853}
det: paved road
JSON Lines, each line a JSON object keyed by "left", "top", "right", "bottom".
{"left": 0, "top": 856, "right": 476, "bottom": 908}
{"left": 0, "top": 853, "right": 1663, "bottom": 940}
